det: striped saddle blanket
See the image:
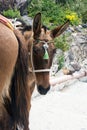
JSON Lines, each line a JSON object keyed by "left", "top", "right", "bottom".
{"left": 0, "top": 14, "right": 14, "bottom": 30}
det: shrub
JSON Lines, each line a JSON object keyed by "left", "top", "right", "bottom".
{"left": 28, "top": 0, "right": 68, "bottom": 27}
{"left": 28, "top": 0, "right": 83, "bottom": 27}
{"left": 65, "top": 0, "right": 87, "bottom": 24}
{"left": 58, "top": 55, "right": 65, "bottom": 70}
{"left": 82, "top": 11, "right": 87, "bottom": 23}
{"left": 2, "top": 9, "right": 20, "bottom": 18}
{"left": 65, "top": 10, "right": 81, "bottom": 25}
{"left": 54, "top": 34, "right": 69, "bottom": 52}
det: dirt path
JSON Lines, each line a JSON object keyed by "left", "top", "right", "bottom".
{"left": 30, "top": 80, "right": 87, "bottom": 130}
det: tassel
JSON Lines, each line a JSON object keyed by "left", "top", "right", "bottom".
{"left": 43, "top": 50, "right": 49, "bottom": 60}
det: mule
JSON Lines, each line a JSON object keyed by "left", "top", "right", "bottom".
{"left": 0, "top": 21, "right": 30, "bottom": 130}
{"left": 21, "top": 13, "right": 69, "bottom": 95}
{"left": 0, "top": 13, "right": 69, "bottom": 130}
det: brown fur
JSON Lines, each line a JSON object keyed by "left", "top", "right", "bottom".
{"left": 23, "top": 13, "right": 69, "bottom": 93}
{"left": 0, "top": 23, "right": 29, "bottom": 130}
{"left": 0, "top": 13, "right": 69, "bottom": 130}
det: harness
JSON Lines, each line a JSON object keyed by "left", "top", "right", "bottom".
{"left": 29, "top": 40, "right": 54, "bottom": 73}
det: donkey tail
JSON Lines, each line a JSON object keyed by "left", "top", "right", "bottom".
{"left": 3, "top": 30, "right": 29, "bottom": 130}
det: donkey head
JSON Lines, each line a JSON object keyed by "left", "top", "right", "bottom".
{"left": 31, "top": 13, "right": 69, "bottom": 95}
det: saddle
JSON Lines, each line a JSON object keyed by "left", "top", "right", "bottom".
{"left": 0, "top": 14, "right": 14, "bottom": 30}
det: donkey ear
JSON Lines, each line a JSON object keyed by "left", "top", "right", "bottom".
{"left": 51, "top": 20, "right": 69, "bottom": 38}
{"left": 33, "top": 13, "right": 41, "bottom": 39}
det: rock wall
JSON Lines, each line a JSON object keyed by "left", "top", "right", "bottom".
{"left": 51, "top": 25, "right": 87, "bottom": 77}
{"left": 0, "top": 0, "right": 16, "bottom": 11}
{"left": 0, "top": 0, "right": 31, "bottom": 15}
{"left": 64, "top": 26, "right": 87, "bottom": 72}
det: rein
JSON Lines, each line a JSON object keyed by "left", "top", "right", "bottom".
{"left": 29, "top": 40, "right": 54, "bottom": 73}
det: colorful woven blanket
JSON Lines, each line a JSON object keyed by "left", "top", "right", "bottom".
{"left": 0, "top": 14, "right": 14, "bottom": 30}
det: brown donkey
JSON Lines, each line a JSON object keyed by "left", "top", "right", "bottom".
{"left": 0, "top": 13, "right": 69, "bottom": 130}
{"left": 0, "top": 21, "right": 29, "bottom": 130}
{"left": 22, "top": 13, "right": 69, "bottom": 95}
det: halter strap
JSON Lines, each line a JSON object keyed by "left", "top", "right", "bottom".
{"left": 29, "top": 69, "right": 50, "bottom": 73}
{"left": 28, "top": 40, "right": 54, "bottom": 73}
{"left": 28, "top": 50, "right": 50, "bottom": 73}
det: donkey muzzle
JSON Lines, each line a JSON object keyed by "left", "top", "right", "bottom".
{"left": 37, "top": 85, "right": 50, "bottom": 95}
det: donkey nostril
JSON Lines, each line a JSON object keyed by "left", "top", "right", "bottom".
{"left": 37, "top": 85, "right": 50, "bottom": 95}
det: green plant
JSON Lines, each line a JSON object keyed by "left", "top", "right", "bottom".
{"left": 28, "top": 0, "right": 69, "bottom": 27}
{"left": 2, "top": 9, "right": 20, "bottom": 18}
{"left": 65, "top": 10, "right": 81, "bottom": 25}
{"left": 54, "top": 34, "right": 69, "bottom": 52}
{"left": 65, "top": 0, "right": 87, "bottom": 24}
{"left": 58, "top": 55, "right": 65, "bottom": 70}
{"left": 28, "top": 0, "right": 85, "bottom": 26}
{"left": 82, "top": 11, "right": 87, "bottom": 23}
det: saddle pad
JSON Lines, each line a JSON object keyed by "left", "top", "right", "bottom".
{"left": 0, "top": 14, "right": 14, "bottom": 30}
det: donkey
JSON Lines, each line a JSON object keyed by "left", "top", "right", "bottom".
{"left": 21, "top": 13, "right": 69, "bottom": 95}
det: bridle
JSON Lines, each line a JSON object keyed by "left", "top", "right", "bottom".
{"left": 28, "top": 39, "right": 54, "bottom": 73}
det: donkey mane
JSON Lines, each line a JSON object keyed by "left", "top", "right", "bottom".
{"left": 20, "top": 25, "right": 32, "bottom": 33}
{"left": 17, "top": 18, "right": 49, "bottom": 34}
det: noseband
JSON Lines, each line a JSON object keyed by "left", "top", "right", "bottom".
{"left": 28, "top": 40, "right": 54, "bottom": 73}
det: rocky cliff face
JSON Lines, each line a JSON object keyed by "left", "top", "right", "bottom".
{"left": 64, "top": 26, "right": 87, "bottom": 71}
{"left": 51, "top": 25, "right": 87, "bottom": 77}
{"left": 0, "top": 0, "right": 16, "bottom": 11}
{"left": 0, "top": 0, "right": 31, "bottom": 15}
